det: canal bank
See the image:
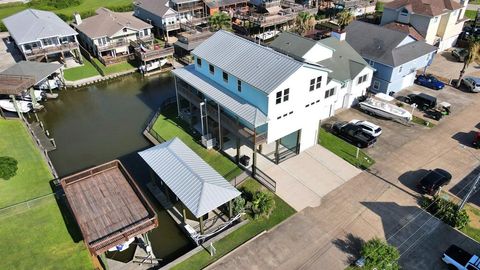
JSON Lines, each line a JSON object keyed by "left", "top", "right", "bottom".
{"left": 35, "top": 72, "right": 194, "bottom": 265}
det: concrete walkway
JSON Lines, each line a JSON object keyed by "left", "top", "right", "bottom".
{"left": 208, "top": 87, "right": 480, "bottom": 269}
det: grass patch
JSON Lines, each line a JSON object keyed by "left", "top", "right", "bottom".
{"left": 465, "top": 9, "right": 477, "bottom": 20}
{"left": 152, "top": 105, "right": 242, "bottom": 179}
{"left": 411, "top": 116, "right": 435, "bottom": 128}
{"left": 461, "top": 205, "right": 480, "bottom": 243}
{"left": 171, "top": 178, "right": 296, "bottom": 270}
{"left": 0, "top": 196, "right": 92, "bottom": 269}
{"left": 0, "top": 119, "right": 53, "bottom": 207}
{"left": 318, "top": 128, "right": 375, "bottom": 169}
{"left": 63, "top": 58, "right": 101, "bottom": 81}
{"left": 92, "top": 58, "right": 137, "bottom": 75}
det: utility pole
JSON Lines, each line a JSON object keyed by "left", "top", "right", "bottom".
{"left": 459, "top": 172, "right": 480, "bottom": 211}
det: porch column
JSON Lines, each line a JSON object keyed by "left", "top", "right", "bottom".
{"left": 29, "top": 87, "right": 38, "bottom": 108}
{"left": 174, "top": 76, "right": 181, "bottom": 116}
{"left": 296, "top": 129, "right": 302, "bottom": 155}
{"left": 199, "top": 216, "right": 205, "bottom": 235}
{"left": 275, "top": 139, "right": 280, "bottom": 164}
{"left": 182, "top": 206, "right": 187, "bottom": 223}
{"left": 229, "top": 200, "right": 233, "bottom": 218}
{"left": 236, "top": 117, "right": 241, "bottom": 164}
{"left": 10, "top": 95, "right": 24, "bottom": 121}
{"left": 252, "top": 127, "right": 257, "bottom": 177}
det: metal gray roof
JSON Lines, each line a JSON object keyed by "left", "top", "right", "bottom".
{"left": 134, "top": 0, "right": 173, "bottom": 17}
{"left": 3, "top": 9, "right": 78, "bottom": 45}
{"left": 269, "top": 31, "right": 317, "bottom": 58}
{"left": 173, "top": 65, "right": 268, "bottom": 127}
{"left": 192, "top": 30, "right": 304, "bottom": 95}
{"left": 0, "top": 61, "right": 63, "bottom": 85}
{"left": 138, "top": 138, "right": 241, "bottom": 218}
{"left": 345, "top": 21, "right": 437, "bottom": 67}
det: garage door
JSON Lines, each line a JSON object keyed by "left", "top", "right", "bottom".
{"left": 401, "top": 72, "right": 416, "bottom": 90}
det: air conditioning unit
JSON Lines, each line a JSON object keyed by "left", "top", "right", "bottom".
{"left": 201, "top": 133, "right": 216, "bottom": 150}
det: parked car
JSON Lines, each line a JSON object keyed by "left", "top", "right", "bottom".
{"left": 331, "top": 122, "right": 377, "bottom": 148}
{"left": 473, "top": 131, "right": 480, "bottom": 149}
{"left": 404, "top": 93, "right": 437, "bottom": 111}
{"left": 415, "top": 74, "right": 445, "bottom": 90}
{"left": 349, "top": 119, "right": 382, "bottom": 137}
{"left": 452, "top": 48, "right": 468, "bottom": 62}
{"left": 417, "top": 168, "right": 452, "bottom": 196}
{"left": 442, "top": 244, "right": 480, "bottom": 270}
{"left": 462, "top": 76, "right": 480, "bottom": 93}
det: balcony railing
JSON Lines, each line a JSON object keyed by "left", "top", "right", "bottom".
{"left": 135, "top": 46, "right": 174, "bottom": 62}
{"left": 98, "top": 39, "right": 129, "bottom": 52}
{"left": 177, "top": 84, "right": 267, "bottom": 146}
{"left": 99, "top": 53, "right": 133, "bottom": 66}
{"left": 25, "top": 42, "right": 79, "bottom": 57}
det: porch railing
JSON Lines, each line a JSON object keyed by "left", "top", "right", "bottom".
{"left": 254, "top": 168, "right": 276, "bottom": 192}
{"left": 25, "top": 42, "right": 79, "bottom": 57}
{"left": 135, "top": 47, "right": 174, "bottom": 62}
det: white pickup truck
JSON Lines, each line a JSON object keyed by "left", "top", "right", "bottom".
{"left": 442, "top": 245, "right": 480, "bottom": 270}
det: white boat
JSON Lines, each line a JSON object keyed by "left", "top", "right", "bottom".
{"left": 140, "top": 59, "right": 168, "bottom": 72}
{"left": 359, "top": 98, "right": 412, "bottom": 122}
{"left": 255, "top": 30, "right": 279, "bottom": 41}
{"left": 37, "top": 79, "right": 60, "bottom": 90}
{"left": 0, "top": 99, "right": 32, "bottom": 113}
{"left": 108, "top": 237, "right": 135, "bottom": 252}
{"left": 21, "top": 90, "right": 46, "bottom": 102}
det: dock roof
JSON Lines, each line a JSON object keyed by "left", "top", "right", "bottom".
{"left": 138, "top": 138, "right": 241, "bottom": 218}
{"left": 61, "top": 160, "right": 157, "bottom": 255}
{"left": 1, "top": 61, "right": 63, "bottom": 85}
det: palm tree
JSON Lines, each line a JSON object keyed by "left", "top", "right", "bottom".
{"left": 208, "top": 12, "right": 231, "bottom": 30}
{"left": 456, "top": 40, "right": 480, "bottom": 88}
{"left": 337, "top": 10, "right": 354, "bottom": 31}
{"left": 295, "top": 11, "right": 316, "bottom": 36}
{"left": 251, "top": 191, "right": 275, "bottom": 219}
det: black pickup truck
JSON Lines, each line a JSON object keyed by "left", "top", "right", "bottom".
{"left": 331, "top": 122, "right": 377, "bottom": 148}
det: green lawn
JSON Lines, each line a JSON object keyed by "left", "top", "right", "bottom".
{"left": 172, "top": 178, "right": 296, "bottom": 270}
{"left": 0, "top": 0, "right": 132, "bottom": 21}
{"left": 461, "top": 205, "right": 480, "bottom": 243}
{"left": 93, "top": 58, "right": 137, "bottom": 75}
{"left": 0, "top": 119, "right": 53, "bottom": 207}
{"left": 63, "top": 58, "right": 101, "bottom": 81}
{"left": 465, "top": 10, "right": 477, "bottom": 20}
{"left": 152, "top": 105, "right": 242, "bottom": 179}
{"left": 411, "top": 116, "right": 435, "bottom": 128}
{"left": 0, "top": 196, "right": 92, "bottom": 269}
{"left": 318, "top": 128, "right": 375, "bottom": 169}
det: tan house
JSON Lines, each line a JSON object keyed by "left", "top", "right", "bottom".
{"left": 73, "top": 8, "right": 154, "bottom": 65}
{"left": 380, "top": 0, "right": 468, "bottom": 51}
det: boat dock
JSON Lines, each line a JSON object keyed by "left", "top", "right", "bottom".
{"left": 29, "top": 122, "right": 56, "bottom": 152}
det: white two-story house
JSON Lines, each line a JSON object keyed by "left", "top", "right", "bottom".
{"left": 73, "top": 8, "right": 153, "bottom": 65}
{"left": 172, "top": 30, "right": 372, "bottom": 175}
{"left": 380, "top": 0, "right": 468, "bottom": 51}
{"left": 3, "top": 9, "right": 80, "bottom": 64}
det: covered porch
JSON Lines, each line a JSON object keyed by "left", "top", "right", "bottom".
{"left": 138, "top": 138, "right": 242, "bottom": 244}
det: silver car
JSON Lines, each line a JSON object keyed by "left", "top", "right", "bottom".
{"left": 462, "top": 76, "right": 480, "bottom": 93}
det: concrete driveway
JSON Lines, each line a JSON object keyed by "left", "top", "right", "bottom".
{"left": 427, "top": 49, "right": 480, "bottom": 80}
{"left": 258, "top": 145, "right": 361, "bottom": 211}
{"left": 207, "top": 85, "right": 480, "bottom": 270}
{"left": 0, "top": 32, "right": 21, "bottom": 72}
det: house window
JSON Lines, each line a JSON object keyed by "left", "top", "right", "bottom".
{"left": 223, "top": 71, "right": 228, "bottom": 82}
{"left": 372, "top": 81, "right": 380, "bottom": 90}
{"left": 209, "top": 64, "right": 214, "bottom": 74}
{"left": 144, "top": 29, "right": 149, "bottom": 36}
{"left": 310, "top": 79, "right": 315, "bottom": 91}
{"left": 357, "top": 74, "right": 368, "bottom": 84}
{"left": 196, "top": 57, "right": 202, "bottom": 67}
{"left": 324, "top": 88, "right": 335, "bottom": 98}
{"left": 283, "top": 88, "right": 289, "bottom": 102}
{"left": 237, "top": 80, "right": 242, "bottom": 92}
{"left": 400, "top": 8, "right": 408, "bottom": 15}
{"left": 276, "top": 91, "right": 282, "bottom": 104}
{"left": 316, "top": 76, "right": 322, "bottom": 89}
{"left": 123, "top": 28, "right": 128, "bottom": 32}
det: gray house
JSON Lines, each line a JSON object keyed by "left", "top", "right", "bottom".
{"left": 2, "top": 9, "right": 80, "bottom": 64}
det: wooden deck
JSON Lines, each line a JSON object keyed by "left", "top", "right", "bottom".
{"left": 61, "top": 160, "right": 157, "bottom": 255}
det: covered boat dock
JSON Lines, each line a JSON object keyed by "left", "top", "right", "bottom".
{"left": 61, "top": 160, "right": 158, "bottom": 259}
{"left": 138, "top": 138, "right": 241, "bottom": 242}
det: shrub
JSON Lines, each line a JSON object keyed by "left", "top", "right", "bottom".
{"left": 0, "top": 156, "right": 18, "bottom": 180}
{"left": 361, "top": 238, "right": 400, "bottom": 270}
{"left": 375, "top": 1, "right": 384, "bottom": 12}
{"left": 232, "top": 196, "right": 246, "bottom": 216}
{"left": 251, "top": 191, "right": 275, "bottom": 219}
{"left": 421, "top": 196, "right": 470, "bottom": 229}
{"left": 107, "top": 4, "right": 134, "bottom": 12}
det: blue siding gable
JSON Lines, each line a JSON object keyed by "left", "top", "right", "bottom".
{"left": 193, "top": 55, "right": 269, "bottom": 114}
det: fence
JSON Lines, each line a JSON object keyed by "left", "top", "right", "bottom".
{"left": 79, "top": 44, "right": 106, "bottom": 76}
{"left": 145, "top": 97, "right": 177, "bottom": 143}
{"left": 254, "top": 168, "right": 276, "bottom": 192}
{"left": 0, "top": 193, "right": 54, "bottom": 219}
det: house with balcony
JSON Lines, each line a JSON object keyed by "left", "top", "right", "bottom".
{"left": 346, "top": 21, "right": 438, "bottom": 94}
{"left": 73, "top": 8, "right": 154, "bottom": 66}
{"left": 134, "top": 0, "right": 207, "bottom": 40}
{"left": 2, "top": 9, "right": 80, "bottom": 65}
{"left": 171, "top": 30, "right": 372, "bottom": 176}
{"left": 380, "top": 0, "right": 468, "bottom": 51}
{"left": 269, "top": 31, "right": 375, "bottom": 110}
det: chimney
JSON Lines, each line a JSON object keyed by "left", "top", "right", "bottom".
{"left": 74, "top": 12, "right": 82, "bottom": 25}
{"left": 331, "top": 31, "right": 346, "bottom": 41}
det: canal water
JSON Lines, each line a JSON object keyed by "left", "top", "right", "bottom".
{"left": 36, "top": 73, "right": 194, "bottom": 264}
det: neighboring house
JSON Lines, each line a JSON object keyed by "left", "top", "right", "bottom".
{"left": 134, "top": 0, "right": 207, "bottom": 40}
{"left": 380, "top": 0, "right": 468, "bottom": 51}
{"left": 250, "top": 0, "right": 281, "bottom": 9}
{"left": 269, "top": 31, "right": 375, "bottom": 110}
{"left": 335, "top": 0, "right": 376, "bottom": 17}
{"left": 73, "top": 8, "right": 153, "bottom": 66}
{"left": 2, "top": 9, "right": 80, "bottom": 64}
{"left": 346, "top": 21, "right": 437, "bottom": 94}
{"left": 172, "top": 30, "right": 361, "bottom": 174}
{"left": 173, "top": 30, "right": 214, "bottom": 62}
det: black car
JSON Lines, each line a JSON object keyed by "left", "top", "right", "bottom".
{"left": 331, "top": 122, "right": 377, "bottom": 148}
{"left": 405, "top": 93, "right": 437, "bottom": 111}
{"left": 417, "top": 168, "right": 452, "bottom": 196}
